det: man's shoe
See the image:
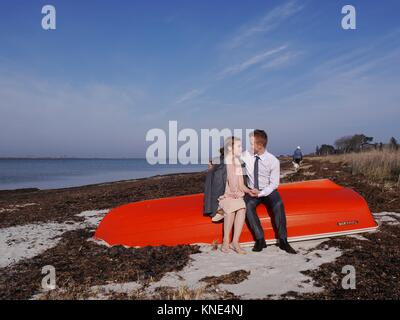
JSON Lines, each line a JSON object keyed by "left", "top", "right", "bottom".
{"left": 279, "top": 239, "right": 297, "bottom": 254}
{"left": 252, "top": 239, "right": 267, "bottom": 252}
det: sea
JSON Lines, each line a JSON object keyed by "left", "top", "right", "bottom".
{"left": 0, "top": 159, "right": 207, "bottom": 191}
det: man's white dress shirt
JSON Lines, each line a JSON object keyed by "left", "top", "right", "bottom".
{"left": 240, "top": 149, "right": 280, "bottom": 198}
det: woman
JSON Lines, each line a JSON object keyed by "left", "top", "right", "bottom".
{"left": 203, "top": 136, "right": 251, "bottom": 254}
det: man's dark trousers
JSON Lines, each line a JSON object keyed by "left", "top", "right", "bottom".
{"left": 245, "top": 190, "right": 288, "bottom": 241}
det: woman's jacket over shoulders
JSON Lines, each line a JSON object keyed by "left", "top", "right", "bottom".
{"left": 203, "top": 156, "right": 226, "bottom": 217}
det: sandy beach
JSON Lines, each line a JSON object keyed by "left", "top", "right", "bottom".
{"left": 1, "top": 157, "right": 399, "bottom": 300}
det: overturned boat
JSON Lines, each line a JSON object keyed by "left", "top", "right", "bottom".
{"left": 94, "top": 179, "right": 378, "bottom": 247}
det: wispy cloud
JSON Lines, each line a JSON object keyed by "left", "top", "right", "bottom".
{"left": 172, "top": 1, "right": 305, "bottom": 105}
{"left": 261, "top": 51, "right": 301, "bottom": 70}
{"left": 226, "top": 1, "right": 304, "bottom": 49}
{"left": 268, "top": 38, "right": 400, "bottom": 110}
{"left": 218, "top": 45, "right": 288, "bottom": 78}
{"left": 172, "top": 43, "right": 295, "bottom": 103}
{"left": 170, "top": 44, "right": 296, "bottom": 106}
{"left": 174, "top": 88, "right": 204, "bottom": 104}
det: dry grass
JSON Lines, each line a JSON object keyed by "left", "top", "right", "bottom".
{"left": 152, "top": 285, "right": 209, "bottom": 300}
{"left": 37, "top": 283, "right": 211, "bottom": 300}
{"left": 317, "top": 150, "right": 400, "bottom": 186}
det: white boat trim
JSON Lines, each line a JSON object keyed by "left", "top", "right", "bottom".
{"left": 193, "top": 225, "right": 379, "bottom": 247}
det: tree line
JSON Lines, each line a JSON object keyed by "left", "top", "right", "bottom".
{"left": 315, "top": 134, "right": 399, "bottom": 156}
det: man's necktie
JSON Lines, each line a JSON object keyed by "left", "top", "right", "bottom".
{"left": 254, "top": 155, "right": 260, "bottom": 190}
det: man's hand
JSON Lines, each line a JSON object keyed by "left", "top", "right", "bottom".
{"left": 249, "top": 189, "right": 260, "bottom": 197}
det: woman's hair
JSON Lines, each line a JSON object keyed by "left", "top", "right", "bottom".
{"left": 223, "top": 136, "right": 241, "bottom": 156}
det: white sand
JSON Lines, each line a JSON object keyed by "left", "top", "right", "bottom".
{"left": 346, "top": 234, "right": 369, "bottom": 241}
{"left": 0, "top": 209, "right": 109, "bottom": 268}
{"left": 86, "top": 212, "right": 398, "bottom": 299}
{"left": 76, "top": 209, "right": 109, "bottom": 229}
{"left": 86, "top": 238, "right": 341, "bottom": 299}
{"left": 0, "top": 203, "right": 38, "bottom": 214}
{"left": 2, "top": 209, "right": 398, "bottom": 299}
{"left": 0, "top": 221, "right": 80, "bottom": 268}
{"left": 143, "top": 239, "right": 341, "bottom": 299}
{"left": 373, "top": 212, "right": 400, "bottom": 226}
{"left": 90, "top": 282, "right": 142, "bottom": 299}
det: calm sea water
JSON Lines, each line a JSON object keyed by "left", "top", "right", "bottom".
{"left": 0, "top": 159, "right": 207, "bottom": 190}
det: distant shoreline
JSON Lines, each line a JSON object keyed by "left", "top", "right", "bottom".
{"left": 0, "top": 157, "right": 146, "bottom": 160}
{"left": 0, "top": 170, "right": 206, "bottom": 194}
{"left": 0, "top": 155, "right": 292, "bottom": 160}
{"left": 0, "top": 157, "right": 230, "bottom": 161}
{"left": 0, "top": 157, "right": 290, "bottom": 192}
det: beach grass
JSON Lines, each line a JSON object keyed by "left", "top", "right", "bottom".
{"left": 319, "top": 150, "right": 400, "bottom": 186}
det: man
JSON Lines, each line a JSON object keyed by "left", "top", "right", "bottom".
{"left": 241, "top": 130, "right": 297, "bottom": 254}
{"left": 292, "top": 146, "right": 303, "bottom": 171}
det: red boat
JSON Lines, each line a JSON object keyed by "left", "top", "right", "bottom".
{"left": 94, "top": 179, "right": 378, "bottom": 247}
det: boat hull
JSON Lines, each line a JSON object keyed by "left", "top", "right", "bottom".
{"left": 94, "top": 179, "right": 378, "bottom": 247}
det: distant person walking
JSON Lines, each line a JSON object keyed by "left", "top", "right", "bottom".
{"left": 292, "top": 146, "right": 303, "bottom": 171}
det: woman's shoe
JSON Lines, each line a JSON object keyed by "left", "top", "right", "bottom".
{"left": 229, "top": 243, "right": 247, "bottom": 254}
{"left": 220, "top": 241, "right": 231, "bottom": 253}
{"left": 212, "top": 213, "right": 224, "bottom": 222}
{"left": 220, "top": 245, "right": 230, "bottom": 253}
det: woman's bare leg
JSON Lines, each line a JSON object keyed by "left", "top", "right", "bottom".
{"left": 222, "top": 212, "right": 234, "bottom": 252}
{"left": 231, "top": 208, "right": 246, "bottom": 253}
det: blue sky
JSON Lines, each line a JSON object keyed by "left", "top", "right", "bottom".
{"left": 0, "top": 0, "right": 399, "bottom": 158}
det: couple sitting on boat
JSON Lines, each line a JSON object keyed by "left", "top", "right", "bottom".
{"left": 204, "top": 129, "right": 297, "bottom": 255}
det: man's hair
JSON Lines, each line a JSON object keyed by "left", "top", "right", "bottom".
{"left": 250, "top": 129, "right": 268, "bottom": 147}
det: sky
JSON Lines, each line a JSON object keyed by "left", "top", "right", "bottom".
{"left": 0, "top": 0, "right": 399, "bottom": 158}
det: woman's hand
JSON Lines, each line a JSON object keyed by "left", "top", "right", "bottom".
{"left": 242, "top": 186, "right": 252, "bottom": 194}
{"left": 225, "top": 192, "right": 238, "bottom": 199}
